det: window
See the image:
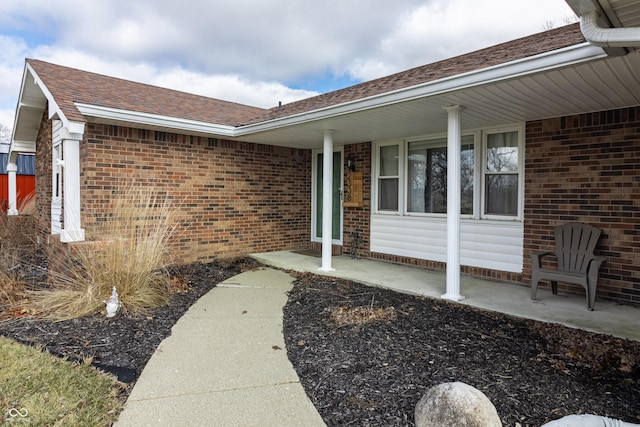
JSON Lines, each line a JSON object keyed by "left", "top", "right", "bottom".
{"left": 484, "top": 131, "right": 519, "bottom": 216}
{"left": 54, "top": 144, "right": 62, "bottom": 199}
{"left": 377, "top": 144, "right": 399, "bottom": 211}
{"left": 407, "top": 136, "right": 474, "bottom": 214}
{"left": 374, "top": 126, "right": 522, "bottom": 219}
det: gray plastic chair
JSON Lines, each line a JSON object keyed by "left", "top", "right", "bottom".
{"left": 531, "top": 222, "right": 605, "bottom": 310}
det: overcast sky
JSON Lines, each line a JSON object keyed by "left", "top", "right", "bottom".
{"left": 0, "top": 0, "right": 576, "bottom": 131}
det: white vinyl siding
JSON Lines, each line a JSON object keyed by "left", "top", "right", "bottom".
{"left": 370, "top": 215, "right": 523, "bottom": 273}
{"left": 370, "top": 125, "right": 524, "bottom": 272}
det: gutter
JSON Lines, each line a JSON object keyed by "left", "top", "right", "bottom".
{"left": 234, "top": 42, "right": 606, "bottom": 136}
{"left": 75, "top": 103, "right": 237, "bottom": 137}
{"left": 71, "top": 43, "right": 606, "bottom": 141}
{"left": 580, "top": 10, "right": 640, "bottom": 48}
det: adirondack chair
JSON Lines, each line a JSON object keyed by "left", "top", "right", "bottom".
{"left": 531, "top": 222, "right": 606, "bottom": 310}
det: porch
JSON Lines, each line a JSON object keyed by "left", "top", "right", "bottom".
{"left": 252, "top": 251, "right": 640, "bottom": 342}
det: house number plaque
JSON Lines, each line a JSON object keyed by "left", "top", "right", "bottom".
{"left": 343, "top": 171, "right": 363, "bottom": 207}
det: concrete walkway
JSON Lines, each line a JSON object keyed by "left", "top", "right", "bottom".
{"left": 115, "top": 268, "right": 326, "bottom": 427}
{"left": 115, "top": 250, "right": 640, "bottom": 426}
{"left": 253, "top": 251, "right": 640, "bottom": 342}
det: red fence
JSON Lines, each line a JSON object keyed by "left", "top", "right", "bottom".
{"left": 0, "top": 174, "right": 36, "bottom": 211}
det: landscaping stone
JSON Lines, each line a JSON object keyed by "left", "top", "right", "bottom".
{"left": 414, "top": 381, "right": 502, "bottom": 427}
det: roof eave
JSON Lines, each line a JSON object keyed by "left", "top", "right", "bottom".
{"left": 9, "top": 62, "right": 85, "bottom": 160}
{"left": 75, "top": 103, "right": 237, "bottom": 138}
{"left": 11, "top": 41, "right": 607, "bottom": 151}
{"left": 234, "top": 42, "right": 606, "bottom": 137}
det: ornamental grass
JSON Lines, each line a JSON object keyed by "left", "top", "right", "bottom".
{"left": 0, "top": 194, "right": 35, "bottom": 310}
{"left": 28, "top": 184, "right": 181, "bottom": 320}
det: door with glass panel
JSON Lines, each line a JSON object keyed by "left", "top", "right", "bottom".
{"left": 314, "top": 151, "right": 343, "bottom": 242}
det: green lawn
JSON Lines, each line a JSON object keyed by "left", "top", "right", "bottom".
{"left": 0, "top": 336, "right": 123, "bottom": 426}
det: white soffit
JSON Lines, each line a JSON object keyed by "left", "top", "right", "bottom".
{"left": 234, "top": 43, "right": 606, "bottom": 136}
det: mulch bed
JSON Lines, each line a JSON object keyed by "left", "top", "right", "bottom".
{"left": 0, "top": 258, "right": 259, "bottom": 394}
{"left": 2, "top": 262, "right": 639, "bottom": 426}
{"left": 283, "top": 272, "right": 640, "bottom": 427}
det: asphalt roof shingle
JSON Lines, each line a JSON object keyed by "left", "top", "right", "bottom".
{"left": 27, "top": 23, "right": 585, "bottom": 128}
{"left": 248, "top": 23, "right": 585, "bottom": 124}
{"left": 27, "top": 59, "right": 267, "bottom": 126}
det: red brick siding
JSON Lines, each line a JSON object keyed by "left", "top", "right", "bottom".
{"left": 79, "top": 124, "right": 311, "bottom": 264}
{"left": 32, "top": 104, "right": 640, "bottom": 305}
{"left": 35, "top": 112, "right": 52, "bottom": 243}
{"left": 343, "top": 142, "right": 372, "bottom": 258}
{"left": 524, "top": 106, "right": 640, "bottom": 304}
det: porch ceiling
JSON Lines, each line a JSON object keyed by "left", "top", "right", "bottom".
{"left": 610, "top": 0, "right": 640, "bottom": 27}
{"left": 236, "top": 49, "right": 640, "bottom": 149}
{"left": 12, "top": 71, "right": 47, "bottom": 145}
{"left": 568, "top": 0, "right": 640, "bottom": 28}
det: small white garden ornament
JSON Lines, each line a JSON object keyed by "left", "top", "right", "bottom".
{"left": 105, "top": 286, "right": 121, "bottom": 318}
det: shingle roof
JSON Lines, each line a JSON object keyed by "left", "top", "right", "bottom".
{"left": 26, "top": 59, "right": 267, "bottom": 126}
{"left": 245, "top": 23, "right": 586, "bottom": 124}
{"left": 27, "top": 23, "right": 586, "bottom": 128}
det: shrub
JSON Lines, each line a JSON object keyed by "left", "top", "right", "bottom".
{"left": 28, "top": 185, "right": 181, "bottom": 320}
{"left": 0, "top": 195, "right": 36, "bottom": 311}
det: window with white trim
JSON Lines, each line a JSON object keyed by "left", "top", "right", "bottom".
{"left": 407, "top": 135, "right": 475, "bottom": 214}
{"left": 483, "top": 130, "right": 519, "bottom": 217}
{"left": 374, "top": 126, "right": 523, "bottom": 220}
{"left": 376, "top": 143, "right": 400, "bottom": 212}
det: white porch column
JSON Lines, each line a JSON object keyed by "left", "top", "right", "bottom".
{"left": 442, "top": 105, "right": 465, "bottom": 301}
{"left": 60, "top": 137, "right": 85, "bottom": 243}
{"left": 319, "top": 130, "right": 335, "bottom": 272}
{"left": 6, "top": 161, "right": 18, "bottom": 216}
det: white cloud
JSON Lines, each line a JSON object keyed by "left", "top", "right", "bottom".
{"left": 0, "top": 0, "right": 577, "bottom": 130}
{"left": 347, "top": 0, "right": 576, "bottom": 81}
{"left": 0, "top": 36, "right": 30, "bottom": 129}
{"left": 0, "top": 0, "right": 425, "bottom": 82}
{"left": 152, "top": 68, "right": 318, "bottom": 109}
{"left": 25, "top": 46, "right": 318, "bottom": 109}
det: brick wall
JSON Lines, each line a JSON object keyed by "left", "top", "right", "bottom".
{"left": 34, "top": 105, "right": 640, "bottom": 304}
{"left": 78, "top": 123, "right": 311, "bottom": 265}
{"left": 35, "top": 112, "right": 52, "bottom": 243}
{"left": 342, "top": 142, "right": 372, "bottom": 258}
{"left": 524, "top": 106, "right": 640, "bottom": 305}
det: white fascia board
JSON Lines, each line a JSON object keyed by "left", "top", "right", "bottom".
{"left": 66, "top": 43, "right": 606, "bottom": 141}
{"left": 235, "top": 43, "right": 607, "bottom": 136}
{"left": 25, "top": 63, "right": 69, "bottom": 128}
{"left": 10, "top": 140, "right": 36, "bottom": 153}
{"left": 75, "top": 103, "right": 237, "bottom": 137}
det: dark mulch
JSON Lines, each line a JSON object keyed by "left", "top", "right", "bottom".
{"left": 0, "top": 258, "right": 260, "bottom": 393}
{"left": 2, "top": 261, "right": 639, "bottom": 427}
{"left": 283, "top": 273, "right": 640, "bottom": 427}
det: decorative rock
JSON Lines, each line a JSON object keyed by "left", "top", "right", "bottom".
{"left": 415, "top": 381, "right": 502, "bottom": 427}
{"left": 541, "top": 414, "right": 640, "bottom": 427}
